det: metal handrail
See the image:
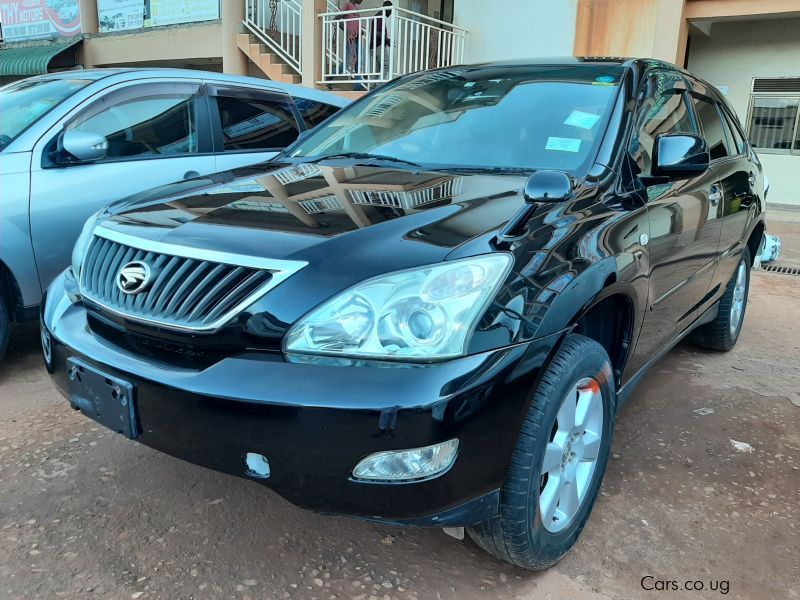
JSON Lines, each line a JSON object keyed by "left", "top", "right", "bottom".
{"left": 244, "top": 0, "right": 303, "bottom": 75}
{"left": 319, "top": 6, "right": 467, "bottom": 86}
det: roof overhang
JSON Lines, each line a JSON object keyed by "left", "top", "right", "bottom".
{"left": 0, "top": 38, "right": 82, "bottom": 77}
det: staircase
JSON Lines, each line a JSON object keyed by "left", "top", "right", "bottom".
{"left": 237, "top": 32, "right": 302, "bottom": 85}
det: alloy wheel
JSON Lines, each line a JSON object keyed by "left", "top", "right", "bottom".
{"left": 729, "top": 262, "right": 747, "bottom": 335}
{"left": 539, "top": 377, "right": 604, "bottom": 533}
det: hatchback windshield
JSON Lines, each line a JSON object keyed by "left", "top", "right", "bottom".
{"left": 0, "top": 77, "right": 96, "bottom": 151}
{"left": 288, "top": 65, "right": 623, "bottom": 173}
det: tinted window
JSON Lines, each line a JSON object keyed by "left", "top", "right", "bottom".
{"left": 692, "top": 96, "right": 732, "bottom": 160}
{"left": 720, "top": 108, "right": 746, "bottom": 154}
{"left": 70, "top": 84, "right": 198, "bottom": 159}
{"left": 295, "top": 98, "right": 341, "bottom": 129}
{"left": 629, "top": 72, "right": 696, "bottom": 176}
{"left": 289, "top": 65, "right": 624, "bottom": 173}
{"left": 217, "top": 93, "right": 299, "bottom": 151}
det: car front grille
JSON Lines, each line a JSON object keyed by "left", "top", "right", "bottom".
{"left": 79, "top": 228, "right": 306, "bottom": 332}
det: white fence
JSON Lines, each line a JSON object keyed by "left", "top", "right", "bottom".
{"left": 320, "top": 6, "right": 466, "bottom": 86}
{"left": 244, "top": 0, "right": 303, "bottom": 74}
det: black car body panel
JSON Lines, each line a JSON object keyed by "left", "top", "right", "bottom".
{"left": 42, "top": 58, "right": 766, "bottom": 526}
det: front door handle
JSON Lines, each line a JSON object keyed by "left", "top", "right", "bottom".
{"left": 183, "top": 170, "right": 200, "bottom": 180}
{"left": 709, "top": 184, "right": 723, "bottom": 207}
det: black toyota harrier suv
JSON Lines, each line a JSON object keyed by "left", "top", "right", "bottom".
{"left": 42, "top": 58, "right": 766, "bottom": 569}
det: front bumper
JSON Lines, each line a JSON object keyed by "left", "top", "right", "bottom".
{"left": 43, "top": 271, "right": 563, "bottom": 526}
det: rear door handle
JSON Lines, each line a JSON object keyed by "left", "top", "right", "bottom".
{"left": 709, "top": 184, "right": 723, "bottom": 206}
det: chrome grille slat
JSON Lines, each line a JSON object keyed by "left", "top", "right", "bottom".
{"left": 151, "top": 259, "right": 200, "bottom": 314}
{"left": 204, "top": 271, "right": 269, "bottom": 322}
{"left": 187, "top": 266, "right": 246, "bottom": 322}
{"left": 77, "top": 231, "right": 306, "bottom": 332}
{"left": 143, "top": 256, "right": 181, "bottom": 312}
{"left": 174, "top": 264, "right": 228, "bottom": 319}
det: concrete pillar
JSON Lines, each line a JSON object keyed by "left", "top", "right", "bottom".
{"left": 221, "top": 0, "right": 248, "bottom": 75}
{"left": 301, "top": 0, "right": 328, "bottom": 88}
{"left": 652, "top": 0, "right": 687, "bottom": 63}
{"left": 79, "top": 0, "right": 99, "bottom": 34}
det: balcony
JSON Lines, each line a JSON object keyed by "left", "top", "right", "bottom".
{"left": 240, "top": 0, "right": 467, "bottom": 92}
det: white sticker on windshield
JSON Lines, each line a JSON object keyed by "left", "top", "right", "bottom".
{"left": 564, "top": 110, "right": 601, "bottom": 130}
{"left": 546, "top": 137, "right": 582, "bottom": 153}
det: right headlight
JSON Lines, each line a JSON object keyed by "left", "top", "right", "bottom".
{"left": 71, "top": 210, "right": 102, "bottom": 280}
{"left": 284, "top": 253, "right": 513, "bottom": 361}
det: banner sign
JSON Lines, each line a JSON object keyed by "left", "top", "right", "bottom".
{"left": 0, "top": 0, "right": 82, "bottom": 42}
{"left": 98, "top": 0, "right": 144, "bottom": 32}
{"left": 97, "top": 0, "right": 218, "bottom": 32}
{"left": 147, "top": 0, "right": 218, "bottom": 27}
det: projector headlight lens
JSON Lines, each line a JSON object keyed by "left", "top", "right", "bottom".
{"left": 284, "top": 254, "right": 512, "bottom": 360}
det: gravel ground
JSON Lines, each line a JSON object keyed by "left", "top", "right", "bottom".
{"left": 1, "top": 271, "right": 798, "bottom": 600}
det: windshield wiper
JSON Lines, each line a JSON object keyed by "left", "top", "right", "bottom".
{"left": 428, "top": 165, "right": 533, "bottom": 174}
{"left": 312, "top": 152, "right": 423, "bottom": 169}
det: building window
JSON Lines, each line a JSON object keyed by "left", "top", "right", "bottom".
{"left": 747, "top": 78, "right": 800, "bottom": 154}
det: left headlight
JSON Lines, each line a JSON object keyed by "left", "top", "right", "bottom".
{"left": 284, "top": 253, "right": 513, "bottom": 361}
{"left": 71, "top": 210, "right": 101, "bottom": 280}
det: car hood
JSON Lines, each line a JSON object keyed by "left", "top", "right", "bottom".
{"left": 99, "top": 162, "right": 532, "bottom": 270}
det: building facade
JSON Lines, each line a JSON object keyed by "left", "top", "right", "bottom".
{"left": 1, "top": 0, "right": 799, "bottom": 206}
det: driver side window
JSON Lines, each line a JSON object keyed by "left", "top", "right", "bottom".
{"left": 629, "top": 72, "right": 696, "bottom": 177}
{"left": 68, "top": 83, "right": 199, "bottom": 160}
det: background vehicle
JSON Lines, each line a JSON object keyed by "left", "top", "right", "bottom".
{"left": 0, "top": 68, "right": 348, "bottom": 360}
{"left": 42, "top": 58, "right": 765, "bottom": 569}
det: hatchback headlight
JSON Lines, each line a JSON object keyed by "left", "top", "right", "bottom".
{"left": 284, "top": 254, "right": 512, "bottom": 360}
{"left": 71, "top": 211, "right": 101, "bottom": 280}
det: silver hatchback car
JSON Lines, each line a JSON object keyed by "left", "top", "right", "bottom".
{"left": 0, "top": 68, "right": 348, "bottom": 360}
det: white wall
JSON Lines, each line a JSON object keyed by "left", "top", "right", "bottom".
{"left": 453, "top": 0, "right": 578, "bottom": 63}
{"left": 687, "top": 17, "right": 800, "bottom": 207}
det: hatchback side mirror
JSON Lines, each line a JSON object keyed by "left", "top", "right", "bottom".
{"left": 59, "top": 130, "right": 108, "bottom": 164}
{"left": 652, "top": 133, "right": 709, "bottom": 179}
{"left": 523, "top": 170, "right": 573, "bottom": 204}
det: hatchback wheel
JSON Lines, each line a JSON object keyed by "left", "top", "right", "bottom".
{"left": 0, "top": 288, "right": 9, "bottom": 363}
{"left": 467, "top": 334, "right": 615, "bottom": 570}
{"left": 691, "top": 247, "right": 751, "bottom": 352}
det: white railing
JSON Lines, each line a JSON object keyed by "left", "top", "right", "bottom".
{"left": 244, "top": 0, "right": 303, "bottom": 75}
{"left": 319, "top": 6, "right": 466, "bottom": 86}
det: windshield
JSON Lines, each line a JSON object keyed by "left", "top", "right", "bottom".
{"left": 288, "top": 65, "right": 623, "bottom": 173}
{"left": 0, "top": 77, "right": 95, "bottom": 151}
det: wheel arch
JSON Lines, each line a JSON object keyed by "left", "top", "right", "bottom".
{"left": 533, "top": 258, "right": 638, "bottom": 391}
{"left": 0, "top": 258, "right": 25, "bottom": 322}
{"left": 746, "top": 220, "right": 765, "bottom": 265}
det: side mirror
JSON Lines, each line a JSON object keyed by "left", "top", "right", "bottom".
{"left": 523, "top": 170, "right": 573, "bottom": 204}
{"left": 59, "top": 130, "right": 108, "bottom": 164}
{"left": 652, "top": 133, "right": 709, "bottom": 179}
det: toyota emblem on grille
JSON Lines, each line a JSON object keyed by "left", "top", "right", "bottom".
{"left": 116, "top": 261, "right": 152, "bottom": 295}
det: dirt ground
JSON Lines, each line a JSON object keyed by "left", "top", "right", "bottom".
{"left": 1, "top": 270, "right": 798, "bottom": 600}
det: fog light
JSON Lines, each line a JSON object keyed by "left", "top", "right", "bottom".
{"left": 245, "top": 452, "right": 271, "bottom": 479}
{"left": 352, "top": 439, "right": 459, "bottom": 482}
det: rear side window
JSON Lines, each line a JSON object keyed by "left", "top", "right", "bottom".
{"left": 692, "top": 96, "right": 733, "bottom": 160}
{"left": 69, "top": 83, "right": 200, "bottom": 159}
{"left": 215, "top": 92, "right": 300, "bottom": 152}
{"left": 629, "top": 72, "right": 696, "bottom": 176}
{"left": 295, "top": 98, "right": 341, "bottom": 129}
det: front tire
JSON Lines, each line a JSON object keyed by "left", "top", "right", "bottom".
{"left": 467, "top": 334, "right": 615, "bottom": 570}
{"left": 0, "top": 288, "right": 9, "bottom": 362}
{"left": 691, "top": 247, "right": 751, "bottom": 352}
